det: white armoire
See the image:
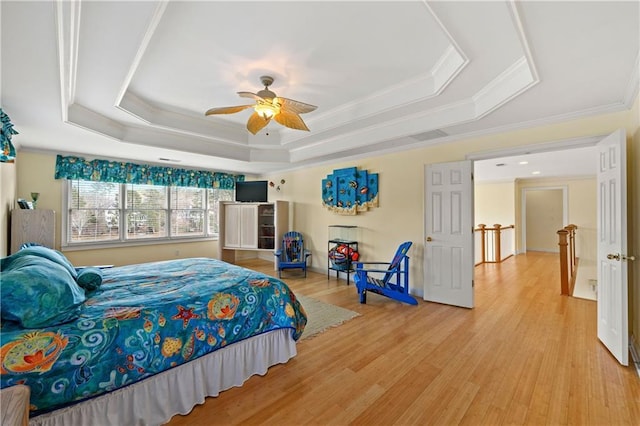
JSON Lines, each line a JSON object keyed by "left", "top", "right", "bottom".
{"left": 218, "top": 201, "right": 289, "bottom": 265}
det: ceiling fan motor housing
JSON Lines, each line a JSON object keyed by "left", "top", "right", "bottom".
{"left": 258, "top": 76, "right": 276, "bottom": 99}
{"left": 257, "top": 88, "right": 276, "bottom": 99}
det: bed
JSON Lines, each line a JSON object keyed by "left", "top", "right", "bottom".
{"left": 0, "top": 246, "right": 307, "bottom": 425}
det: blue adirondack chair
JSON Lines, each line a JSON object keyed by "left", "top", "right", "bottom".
{"left": 274, "top": 231, "right": 312, "bottom": 277}
{"left": 353, "top": 241, "right": 417, "bottom": 305}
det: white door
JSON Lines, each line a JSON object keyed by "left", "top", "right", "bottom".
{"left": 597, "top": 129, "right": 629, "bottom": 366}
{"left": 424, "top": 161, "right": 474, "bottom": 308}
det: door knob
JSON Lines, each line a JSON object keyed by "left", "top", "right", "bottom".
{"left": 607, "top": 253, "right": 636, "bottom": 261}
{"left": 426, "top": 237, "right": 432, "bottom": 242}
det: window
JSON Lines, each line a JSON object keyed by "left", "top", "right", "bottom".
{"left": 126, "top": 183, "right": 168, "bottom": 239}
{"left": 170, "top": 186, "right": 203, "bottom": 237}
{"left": 65, "top": 180, "right": 233, "bottom": 246}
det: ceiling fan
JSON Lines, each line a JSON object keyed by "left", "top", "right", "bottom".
{"left": 205, "top": 76, "right": 317, "bottom": 135}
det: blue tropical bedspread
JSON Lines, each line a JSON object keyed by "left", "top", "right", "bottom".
{"left": 0, "top": 258, "right": 307, "bottom": 416}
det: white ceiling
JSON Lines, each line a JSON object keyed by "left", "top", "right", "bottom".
{"left": 473, "top": 145, "right": 598, "bottom": 183}
{"left": 1, "top": 1, "right": 638, "bottom": 179}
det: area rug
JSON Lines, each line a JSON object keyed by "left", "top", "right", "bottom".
{"left": 296, "top": 294, "right": 360, "bottom": 340}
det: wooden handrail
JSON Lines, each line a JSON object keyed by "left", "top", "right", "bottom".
{"left": 474, "top": 224, "right": 515, "bottom": 264}
{"left": 557, "top": 224, "right": 578, "bottom": 295}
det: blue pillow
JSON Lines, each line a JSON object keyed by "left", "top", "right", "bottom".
{"left": 76, "top": 267, "right": 103, "bottom": 291}
{"left": 2, "top": 245, "right": 78, "bottom": 279}
{"left": 0, "top": 255, "right": 86, "bottom": 328}
{"left": 19, "top": 242, "right": 42, "bottom": 249}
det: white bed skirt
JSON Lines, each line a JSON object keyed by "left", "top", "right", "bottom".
{"left": 30, "top": 329, "right": 297, "bottom": 426}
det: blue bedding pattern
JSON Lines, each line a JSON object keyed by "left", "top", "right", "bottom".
{"left": 0, "top": 258, "right": 307, "bottom": 416}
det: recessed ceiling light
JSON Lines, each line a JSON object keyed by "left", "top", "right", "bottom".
{"left": 519, "top": 161, "right": 529, "bottom": 165}
{"left": 532, "top": 171, "right": 541, "bottom": 175}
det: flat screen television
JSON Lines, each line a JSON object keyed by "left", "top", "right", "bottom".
{"left": 235, "top": 180, "right": 268, "bottom": 203}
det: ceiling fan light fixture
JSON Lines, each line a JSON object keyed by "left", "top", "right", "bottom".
{"left": 254, "top": 103, "right": 279, "bottom": 119}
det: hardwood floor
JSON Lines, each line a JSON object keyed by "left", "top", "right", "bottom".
{"left": 167, "top": 252, "right": 640, "bottom": 425}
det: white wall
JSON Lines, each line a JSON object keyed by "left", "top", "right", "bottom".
{"left": 474, "top": 181, "right": 515, "bottom": 227}
{"left": 525, "top": 189, "right": 564, "bottom": 252}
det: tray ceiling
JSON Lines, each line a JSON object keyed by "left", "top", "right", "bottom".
{"left": 1, "top": 1, "right": 638, "bottom": 176}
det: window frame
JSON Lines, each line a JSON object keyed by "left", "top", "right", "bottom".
{"left": 62, "top": 180, "right": 232, "bottom": 249}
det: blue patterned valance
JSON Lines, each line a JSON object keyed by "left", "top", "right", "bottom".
{"left": 54, "top": 155, "right": 244, "bottom": 190}
{"left": 1, "top": 108, "right": 18, "bottom": 162}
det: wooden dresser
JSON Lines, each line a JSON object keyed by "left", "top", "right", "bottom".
{"left": 10, "top": 209, "right": 55, "bottom": 254}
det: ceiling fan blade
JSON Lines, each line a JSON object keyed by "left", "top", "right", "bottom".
{"left": 277, "top": 97, "right": 317, "bottom": 114}
{"left": 246, "top": 111, "right": 271, "bottom": 135}
{"left": 238, "top": 92, "right": 264, "bottom": 101}
{"left": 205, "top": 105, "right": 254, "bottom": 116}
{"left": 273, "top": 110, "right": 310, "bottom": 132}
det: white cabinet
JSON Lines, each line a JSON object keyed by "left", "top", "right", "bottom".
{"left": 218, "top": 201, "right": 289, "bottom": 264}
{"left": 224, "top": 204, "right": 258, "bottom": 249}
{"left": 10, "top": 209, "right": 56, "bottom": 254}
